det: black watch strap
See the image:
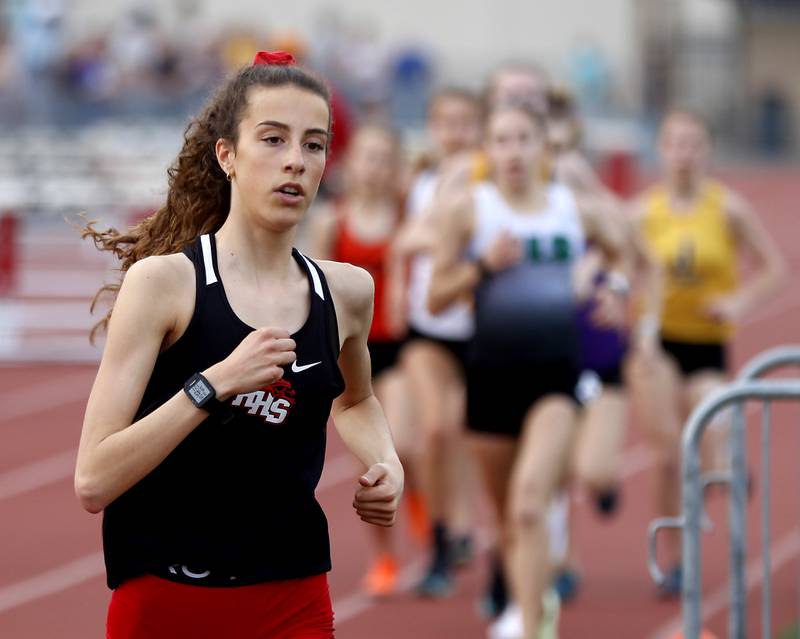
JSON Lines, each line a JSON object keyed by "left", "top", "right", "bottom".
{"left": 184, "top": 373, "right": 235, "bottom": 424}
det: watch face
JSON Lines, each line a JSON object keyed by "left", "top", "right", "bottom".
{"left": 187, "top": 378, "right": 212, "bottom": 405}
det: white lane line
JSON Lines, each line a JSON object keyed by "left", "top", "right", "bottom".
{"left": 333, "top": 556, "right": 428, "bottom": 624}
{"left": 0, "top": 449, "right": 76, "bottom": 502}
{"left": 620, "top": 443, "right": 653, "bottom": 479}
{"left": 0, "top": 373, "right": 91, "bottom": 424}
{"left": 648, "top": 528, "right": 800, "bottom": 639}
{"left": 0, "top": 552, "right": 105, "bottom": 614}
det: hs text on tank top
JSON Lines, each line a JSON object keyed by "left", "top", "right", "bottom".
{"left": 406, "top": 170, "right": 474, "bottom": 340}
{"left": 331, "top": 201, "right": 397, "bottom": 343}
{"left": 641, "top": 181, "right": 738, "bottom": 343}
{"left": 102, "top": 234, "right": 345, "bottom": 590}
{"left": 469, "top": 181, "right": 586, "bottom": 366}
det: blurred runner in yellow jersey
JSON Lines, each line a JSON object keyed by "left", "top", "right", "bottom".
{"left": 627, "top": 109, "right": 785, "bottom": 597}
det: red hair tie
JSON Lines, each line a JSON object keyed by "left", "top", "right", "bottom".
{"left": 253, "top": 50, "right": 296, "bottom": 66}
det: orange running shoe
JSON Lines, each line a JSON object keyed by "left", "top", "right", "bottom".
{"left": 404, "top": 490, "right": 430, "bottom": 545}
{"left": 363, "top": 554, "right": 399, "bottom": 597}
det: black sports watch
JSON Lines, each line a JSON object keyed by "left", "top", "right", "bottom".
{"left": 184, "top": 372, "right": 234, "bottom": 424}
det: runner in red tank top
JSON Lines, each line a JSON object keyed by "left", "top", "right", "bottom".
{"left": 331, "top": 202, "right": 396, "bottom": 343}
{"left": 309, "top": 124, "right": 425, "bottom": 596}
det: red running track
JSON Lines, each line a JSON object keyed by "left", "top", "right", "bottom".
{"left": 0, "top": 167, "right": 798, "bottom": 638}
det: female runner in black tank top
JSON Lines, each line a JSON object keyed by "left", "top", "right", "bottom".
{"left": 75, "top": 51, "right": 403, "bottom": 639}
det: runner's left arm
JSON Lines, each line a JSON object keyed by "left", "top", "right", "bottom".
{"left": 577, "top": 194, "right": 628, "bottom": 263}
{"left": 711, "top": 190, "right": 787, "bottom": 322}
{"left": 577, "top": 195, "right": 659, "bottom": 338}
{"left": 324, "top": 262, "right": 404, "bottom": 527}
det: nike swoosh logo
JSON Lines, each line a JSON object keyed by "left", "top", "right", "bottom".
{"left": 291, "top": 360, "right": 322, "bottom": 373}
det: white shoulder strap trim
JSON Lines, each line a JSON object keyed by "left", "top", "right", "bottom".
{"left": 200, "top": 234, "right": 218, "bottom": 285}
{"left": 299, "top": 252, "right": 325, "bottom": 300}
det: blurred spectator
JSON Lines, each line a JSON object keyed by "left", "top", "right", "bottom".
{"left": 0, "top": 26, "right": 17, "bottom": 90}
{"left": 389, "top": 45, "right": 434, "bottom": 129}
{"left": 109, "top": 8, "right": 187, "bottom": 101}
{"left": 756, "top": 86, "right": 792, "bottom": 156}
{"left": 0, "top": 25, "right": 21, "bottom": 119}
{"left": 108, "top": 9, "right": 161, "bottom": 90}
{"left": 171, "top": 0, "right": 221, "bottom": 95}
{"left": 341, "top": 18, "right": 390, "bottom": 119}
{"left": 567, "top": 37, "right": 612, "bottom": 115}
{"left": 312, "top": 14, "right": 390, "bottom": 121}
{"left": 310, "top": 7, "right": 347, "bottom": 82}
{"left": 219, "top": 28, "right": 266, "bottom": 72}
{"left": 270, "top": 30, "right": 309, "bottom": 63}
{"left": 9, "top": 0, "right": 65, "bottom": 74}
{"left": 63, "top": 36, "right": 116, "bottom": 102}
{"left": 8, "top": 0, "right": 66, "bottom": 122}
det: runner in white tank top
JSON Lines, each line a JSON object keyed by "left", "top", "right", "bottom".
{"left": 393, "top": 88, "right": 483, "bottom": 597}
{"left": 468, "top": 180, "right": 585, "bottom": 367}
{"left": 470, "top": 179, "right": 585, "bottom": 259}
{"left": 406, "top": 169, "right": 474, "bottom": 341}
{"left": 427, "top": 101, "right": 627, "bottom": 637}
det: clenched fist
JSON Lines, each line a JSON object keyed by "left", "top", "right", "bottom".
{"left": 203, "top": 327, "right": 297, "bottom": 400}
{"left": 353, "top": 461, "right": 404, "bottom": 527}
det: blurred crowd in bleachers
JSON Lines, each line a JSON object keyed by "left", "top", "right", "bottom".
{"left": 0, "top": 1, "right": 438, "bottom": 129}
{"left": 0, "top": 1, "right": 446, "bottom": 220}
{"left": 0, "top": 0, "right": 795, "bottom": 224}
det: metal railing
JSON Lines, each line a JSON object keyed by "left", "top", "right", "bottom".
{"left": 648, "top": 346, "right": 800, "bottom": 639}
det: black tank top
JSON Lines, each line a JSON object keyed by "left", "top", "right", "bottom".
{"left": 102, "top": 234, "right": 345, "bottom": 589}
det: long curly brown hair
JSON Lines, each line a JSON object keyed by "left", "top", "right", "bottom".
{"left": 83, "top": 63, "right": 331, "bottom": 342}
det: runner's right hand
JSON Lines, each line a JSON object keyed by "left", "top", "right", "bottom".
{"left": 481, "top": 232, "right": 523, "bottom": 273}
{"left": 203, "top": 328, "right": 296, "bottom": 400}
{"left": 590, "top": 287, "right": 627, "bottom": 329}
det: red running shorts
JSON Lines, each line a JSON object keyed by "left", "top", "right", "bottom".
{"left": 107, "top": 573, "right": 334, "bottom": 638}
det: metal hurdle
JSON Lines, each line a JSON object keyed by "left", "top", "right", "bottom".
{"left": 648, "top": 346, "right": 800, "bottom": 639}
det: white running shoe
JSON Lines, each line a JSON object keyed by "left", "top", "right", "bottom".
{"left": 486, "top": 590, "right": 560, "bottom": 639}
{"left": 487, "top": 603, "right": 523, "bottom": 639}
